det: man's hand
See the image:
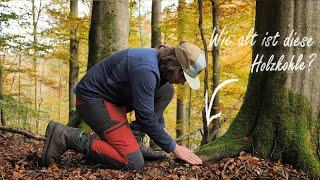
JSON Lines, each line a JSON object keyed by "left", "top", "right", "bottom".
{"left": 172, "top": 144, "right": 203, "bottom": 165}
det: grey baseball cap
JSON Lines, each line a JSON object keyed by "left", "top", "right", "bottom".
{"left": 175, "top": 42, "right": 206, "bottom": 89}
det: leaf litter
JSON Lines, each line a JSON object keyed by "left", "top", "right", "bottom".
{"left": 0, "top": 132, "right": 309, "bottom": 179}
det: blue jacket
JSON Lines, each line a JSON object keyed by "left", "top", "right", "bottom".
{"left": 74, "top": 48, "right": 176, "bottom": 153}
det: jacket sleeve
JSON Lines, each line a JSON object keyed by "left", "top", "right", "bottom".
{"left": 129, "top": 65, "right": 176, "bottom": 153}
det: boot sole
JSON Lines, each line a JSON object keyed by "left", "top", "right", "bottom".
{"left": 41, "top": 121, "right": 56, "bottom": 166}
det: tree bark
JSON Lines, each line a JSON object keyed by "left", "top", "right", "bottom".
{"left": 0, "top": 55, "right": 4, "bottom": 126}
{"left": 58, "top": 63, "right": 62, "bottom": 123}
{"left": 32, "top": 0, "right": 41, "bottom": 134}
{"left": 149, "top": 0, "right": 162, "bottom": 149}
{"left": 18, "top": 51, "right": 21, "bottom": 126}
{"left": 176, "top": 0, "right": 187, "bottom": 145}
{"left": 86, "top": 0, "right": 129, "bottom": 70}
{"left": 197, "top": 0, "right": 320, "bottom": 178}
{"left": 208, "top": 0, "right": 220, "bottom": 141}
{"left": 69, "top": 0, "right": 79, "bottom": 121}
{"left": 37, "top": 61, "right": 46, "bottom": 134}
{"left": 198, "top": 0, "right": 209, "bottom": 145}
{"left": 151, "top": 0, "right": 161, "bottom": 48}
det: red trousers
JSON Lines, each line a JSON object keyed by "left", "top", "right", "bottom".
{"left": 76, "top": 96, "right": 144, "bottom": 170}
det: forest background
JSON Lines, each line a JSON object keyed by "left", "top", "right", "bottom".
{"left": 0, "top": 0, "right": 254, "bottom": 147}
{"left": 3, "top": 0, "right": 320, "bottom": 178}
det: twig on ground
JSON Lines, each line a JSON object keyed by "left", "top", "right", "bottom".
{"left": 0, "top": 126, "right": 45, "bottom": 141}
{"left": 221, "top": 158, "right": 234, "bottom": 176}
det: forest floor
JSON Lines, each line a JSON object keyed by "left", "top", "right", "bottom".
{"left": 0, "top": 132, "right": 310, "bottom": 180}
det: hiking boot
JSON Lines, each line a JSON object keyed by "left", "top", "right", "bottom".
{"left": 132, "top": 130, "right": 168, "bottom": 161}
{"left": 41, "top": 121, "right": 86, "bottom": 166}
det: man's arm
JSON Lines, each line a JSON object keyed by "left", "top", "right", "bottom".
{"left": 129, "top": 66, "right": 176, "bottom": 153}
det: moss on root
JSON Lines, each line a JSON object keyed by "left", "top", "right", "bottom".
{"left": 277, "top": 92, "right": 320, "bottom": 178}
{"left": 196, "top": 134, "right": 251, "bottom": 161}
{"left": 196, "top": 72, "right": 259, "bottom": 161}
{"left": 251, "top": 73, "right": 287, "bottom": 159}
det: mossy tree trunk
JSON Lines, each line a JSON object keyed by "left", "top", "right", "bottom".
{"left": 87, "top": 0, "right": 129, "bottom": 70}
{"left": 68, "top": 0, "right": 129, "bottom": 127}
{"left": 197, "top": 0, "right": 320, "bottom": 178}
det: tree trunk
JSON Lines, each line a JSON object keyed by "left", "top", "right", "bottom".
{"left": 198, "top": 0, "right": 209, "bottom": 145}
{"left": 86, "top": 0, "right": 129, "bottom": 70}
{"left": 138, "top": 0, "right": 143, "bottom": 46}
{"left": 37, "top": 61, "right": 46, "bottom": 134}
{"left": 0, "top": 55, "right": 4, "bottom": 126}
{"left": 176, "top": 0, "right": 187, "bottom": 145}
{"left": 197, "top": 0, "right": 320, "bottom": 178}
{"left": 176, "top": 96, "right": 186, "bottom": 145}
{"left": 208, "top": 0, "right": 220, "bottom": 141}
{"left": 69, "top": 0, "right": 129, "bottom": 127}
{"left": 151, "top": 0, "right": 161, "bottom": 48}
{"left": 69, "top": 0, "right": 79, "bottom": 122}
{"left": 149, "top": 0, "right": 162, "bottom": 149}
{"left": 58, "top": 63, "right": 62, "bottom": 123}
{"left": 18, "top": 51, "right": 21, "bottom": 127}
{"left": 32, "top": 0, "right": 38, "bottom": 133}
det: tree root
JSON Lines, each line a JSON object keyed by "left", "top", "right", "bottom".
{"left": 295, "top": 146, "right": 320, "bottom": 178}
{"left": 196, "top": 134, "right": 251, "bottom": 162}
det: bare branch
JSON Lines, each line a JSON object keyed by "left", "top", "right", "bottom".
{"left": 0, "top": 126, "right": 45, "bottom": 141}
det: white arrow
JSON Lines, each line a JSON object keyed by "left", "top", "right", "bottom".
{"left": 205, "top": 79, "right": 238, "bottom": 125}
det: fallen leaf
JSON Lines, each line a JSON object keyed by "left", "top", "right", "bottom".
{"left": 12, "top": 171, "right": 22, "bottom": 180}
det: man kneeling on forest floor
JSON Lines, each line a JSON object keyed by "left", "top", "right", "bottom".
{"left": 41, "top": 42, "right": 205, "bottom": 170}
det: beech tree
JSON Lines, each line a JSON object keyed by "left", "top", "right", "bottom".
{"left": 31, "top": 0, "right": 42, "bottom": 134}
{"left": 69, "top": 0, "right": 129, "bottom": 127}
{"left": 149, "top": 0, "right": 161, "bottom": 149}
{"left": 0, "top": 0, "right": 17, "bottom": 125}
{"left": 197, "top": 0, "right": 320, "bottom": 178}
{"left": 151, "top": 0, "right": 161, "bottom": 48}
{"left": 176, "top": 0, "right": 187, "bottom": 145}
{"left": 208, "top": 0, "right": 220, "bottom": 141}
{"left": 69, "top": 0, "right": 79, "bottom": 121}
{"left": 87, "top": 0, "right": 129, "bottom": 70}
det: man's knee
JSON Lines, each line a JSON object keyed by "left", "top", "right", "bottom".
{"left": 126, "top": 150, "right": 144, "bottom": 170}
